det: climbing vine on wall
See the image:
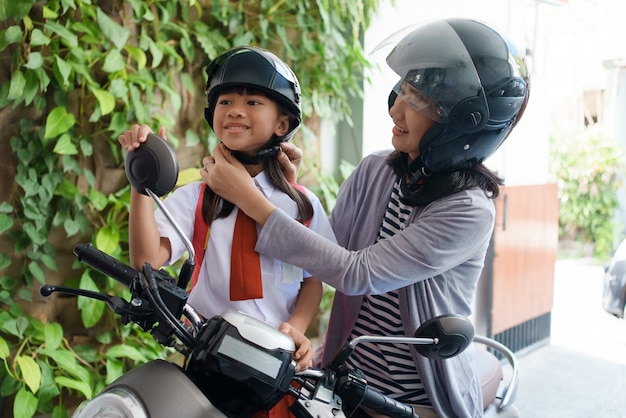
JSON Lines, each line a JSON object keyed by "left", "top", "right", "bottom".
{"left": 0, "top": 0, "right": 382, "bottom": 416}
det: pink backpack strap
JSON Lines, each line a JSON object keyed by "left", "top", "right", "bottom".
{"left": 190, "top": 183, "right": 210, "bottom": 291}
{"left": 291, "top": 183, "right": 312, "bottom": 227}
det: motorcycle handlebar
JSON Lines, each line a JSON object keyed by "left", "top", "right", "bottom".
{"left": 360, "top": 387, "right": 418, "bottom": 418}
{"left": 73, "top": 243, "right": 138, "bottom": 287}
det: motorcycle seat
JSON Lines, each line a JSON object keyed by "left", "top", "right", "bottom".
{"left": 475, "top": 348, "right": 503, "bottom": 409}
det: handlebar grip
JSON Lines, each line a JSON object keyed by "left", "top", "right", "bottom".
{"left": 360, "top": 387, "right": 418, "bottom": 418}
{"left": 73, "top": 243, "right": 138, "bottom": 287}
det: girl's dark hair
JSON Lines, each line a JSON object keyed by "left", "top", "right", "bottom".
{"left": 386, "top": 150, "right": 504, "bottom": 207}
{"left": 202, "top": 158, "right": 313, "bottom": 225}
{"left": 202, "top": 86, "right": 313, "bottom": 225}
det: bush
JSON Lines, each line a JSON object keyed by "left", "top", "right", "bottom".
{"left": 549, "top": 126, "right": 624, "bottom": 258}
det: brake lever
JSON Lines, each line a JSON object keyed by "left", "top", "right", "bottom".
{"left": 39, "top": 284, "right": 153, "bottom": 323}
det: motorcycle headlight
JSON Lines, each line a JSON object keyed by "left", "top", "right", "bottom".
{"left": 73, "top": 387, "right": 148, "bottom": 418}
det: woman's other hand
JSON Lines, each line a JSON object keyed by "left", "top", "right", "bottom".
{"left": 278, "top": 142, "right": 303, "bottom": 184}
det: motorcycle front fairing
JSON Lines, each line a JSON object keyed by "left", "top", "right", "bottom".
{"left": 185, "top": 311, "right": 297, "bottom": 417}
{"left": 73, "top": 360, "right": 225, "bottom": 418}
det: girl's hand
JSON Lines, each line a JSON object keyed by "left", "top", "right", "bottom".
{"left": 118, "top": 124, "right": 167, "bottom": 152}
{"left": 278, "top": 322, "right": 313, "bottom": 371}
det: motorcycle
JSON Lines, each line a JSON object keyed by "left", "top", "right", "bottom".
{"left": 39, "top": 134, "right": 519, "bottom": 417}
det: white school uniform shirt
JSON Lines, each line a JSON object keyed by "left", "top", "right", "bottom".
{"left": 154, "top": 171, "right": 336, "bottom": 327}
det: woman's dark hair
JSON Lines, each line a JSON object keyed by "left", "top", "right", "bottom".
{"left": 201, "top": 86, "right": 313, "bottom": 225}
{"left": 386, "top": 150, "right": 504, "bottom": 207}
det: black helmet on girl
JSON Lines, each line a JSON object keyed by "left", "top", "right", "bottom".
{"left": 383, "top": 18, "right": 530, "bottom": 174}
{"left": 204, "top": 46, "right": 302, "bottom": 163}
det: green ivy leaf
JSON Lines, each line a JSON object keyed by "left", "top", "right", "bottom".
{"left": 63, "top": 218, "right": 81, "bottom": 236}
{"left": 102, "top": 49, "right": 125, "bottom": 73}
{"left": 4, "top": 25, "right": 24, "bottom": 45}
{"left": 106, "top": 344, "right": 147, "bottom": 363}
{"left": 95, "top": 225, "right": 119, "bottom": 255}
{"left": 54, "top": 56, "right": 72, "bottom": 87}
{"left": 43, "top": 322, "right": 63, "bottom": 350}
{"left": 43, "top": 6, "right": 59, "bottom": 19}
{"left": 0, "top": 336, "right": 10, "bottom": 360}
{"left": 39, "top": 253, "right": 57, "bottom": 272}
{"left": 30, "top": 28, "right": 51, "bottom": 46}
{"left": 148, "top": 39, "right": 164, "bottom": 68}
{"left": 13, "top": 387, "right": 38, "bottom": 418}
{"left": 92, "top": 88, "right": 115, "bottom": 115}
{"left": 17, "top": 288, "right": 32, "bottom": 303}
{"left": 17, "top": 355, "right": 42, "bottom": 394}
{"left": 52, "top": 133, "right": 78, "bottom": 155}
{"left": 0, "top": 254, "right": 12, "bottom": 269}
{"left": 28, "top": 261, "right": 45, "bottom": 283}
{"left": 44, "top": 21, "right": 78, "bottom": 48}
{"left": 105, "top": 358, "right": 124, "bottom": 384}
{"left": 24, "top": 52, "right": 44, "bottom": 70}
{"left": 88, "top": 188, "right": 108, "bottom": 211}
{"left": 0, "top": 213, "right": 14, "bottom": 233}
{"left": 51, "top": 405, "right": 69, "bottom": 418}
{"left": 0, "top": 274, "right": 17, "bottom": 291}
{"left": 96, "top": 7, "right": 130, "bottom": 50}
{"left": 55, "top": 179, "right": 79, "bottom": 199}
{"left": 8, "top": 71, "right": 26, "bottom": 102}
{"left": 78, "top": 272, "right": 105, "bottom": 328}
{"left": 1, "top": 374, "right": 19, "bottom": 397}
{"left": 44, "top": 107, "right": 76, "bottom": 140}
{"left": 0, "top": 201, "right": 12, "bottom": 212}
{"left": 125, "top": 45, "right": 147, "bottom": 70}
{"left": 23, "top": 222, "right": 46, "bottom": 245}
{"left": 23, "top": 69, "right": 42, "bottom": 105}
{"left": 54, "top": 376, "right": 92, "bottom": 400}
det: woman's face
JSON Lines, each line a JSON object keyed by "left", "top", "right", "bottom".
{"left": 389, "top": 82, "right": 437, "bottom": 163}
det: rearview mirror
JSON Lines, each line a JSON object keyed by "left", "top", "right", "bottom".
{"left": 125, "top": 133, "right": 179, "bottom": 197}
{"left": 413, "top": 314, "right": 474, "bottom": 360}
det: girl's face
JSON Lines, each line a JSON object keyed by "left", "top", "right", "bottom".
{"left": 389, "top": 82, "right": 437, "bottom": 163}
{"left": 212, "top": 91, "right": 289, "bottom": 156}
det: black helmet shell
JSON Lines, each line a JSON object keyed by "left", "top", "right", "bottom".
{"left": 384, "top": 18, "right": 530, "bottom": 172}
{"left": 204, "top": 47, "right": 302, "bottom": 142}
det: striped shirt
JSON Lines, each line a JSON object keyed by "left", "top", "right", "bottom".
{"left": 346, "top": 179, "right": 430, "bottom": 405}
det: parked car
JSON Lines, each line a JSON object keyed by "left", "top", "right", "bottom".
{"left": 602, "top": 238, "right": 626, "bottom": 319}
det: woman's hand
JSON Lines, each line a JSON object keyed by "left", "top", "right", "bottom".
{"left": 278, "top": 322, "right": 313, "bottom": 371}
{"left": 277, "top": 142, "right": 303, "bottom": 184}
{"left": 118, "top": 124, "right": 167, "bottom": 152}
{"left": 201, "top": 143, "right": 276, "bottom": 225}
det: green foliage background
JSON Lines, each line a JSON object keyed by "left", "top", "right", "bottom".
{"left": 0, "top": 1, "right": 381, "bottom": 416}
{"left": 549, "top": 126, "right": 625, "bottom": 258}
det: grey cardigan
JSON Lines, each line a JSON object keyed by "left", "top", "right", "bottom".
{"left": 256, "top": 151, "right": 494, "bottom": 417}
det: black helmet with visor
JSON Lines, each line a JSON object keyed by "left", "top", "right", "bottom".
{"left": 204, "top": 47, "right": 302, "bottom": 164}
{"left": 382, "top": 18, "right": 530, "bottom": 174}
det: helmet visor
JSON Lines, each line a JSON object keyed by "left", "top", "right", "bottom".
{"left": 379, "top": 20, "right": 484, "bottom": 123}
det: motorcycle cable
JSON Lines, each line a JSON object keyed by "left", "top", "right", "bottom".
{"left": 141, "top": 263, "right": 194, "bottom": 350}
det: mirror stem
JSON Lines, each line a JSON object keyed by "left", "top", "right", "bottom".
{"left": 145, "top": 188, "right": 195, "bottom": 289}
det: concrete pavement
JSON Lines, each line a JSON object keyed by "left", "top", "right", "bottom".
{"left": 513, "top": 258, "right": 626, "bottom": 417}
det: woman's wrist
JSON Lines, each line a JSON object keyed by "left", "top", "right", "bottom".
{"left": 241, "top": 193, "right": 276, "bottom": 226}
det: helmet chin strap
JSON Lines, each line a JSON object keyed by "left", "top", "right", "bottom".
{"left": 226, "top": 143, "right": 282, "bottom": 166}
{"left": 399, "top": 153, "right": 432, "bottom": 196}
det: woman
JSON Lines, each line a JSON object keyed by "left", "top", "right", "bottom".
{"left": 203, "top": 18, "right": 530, "bottom": 418}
